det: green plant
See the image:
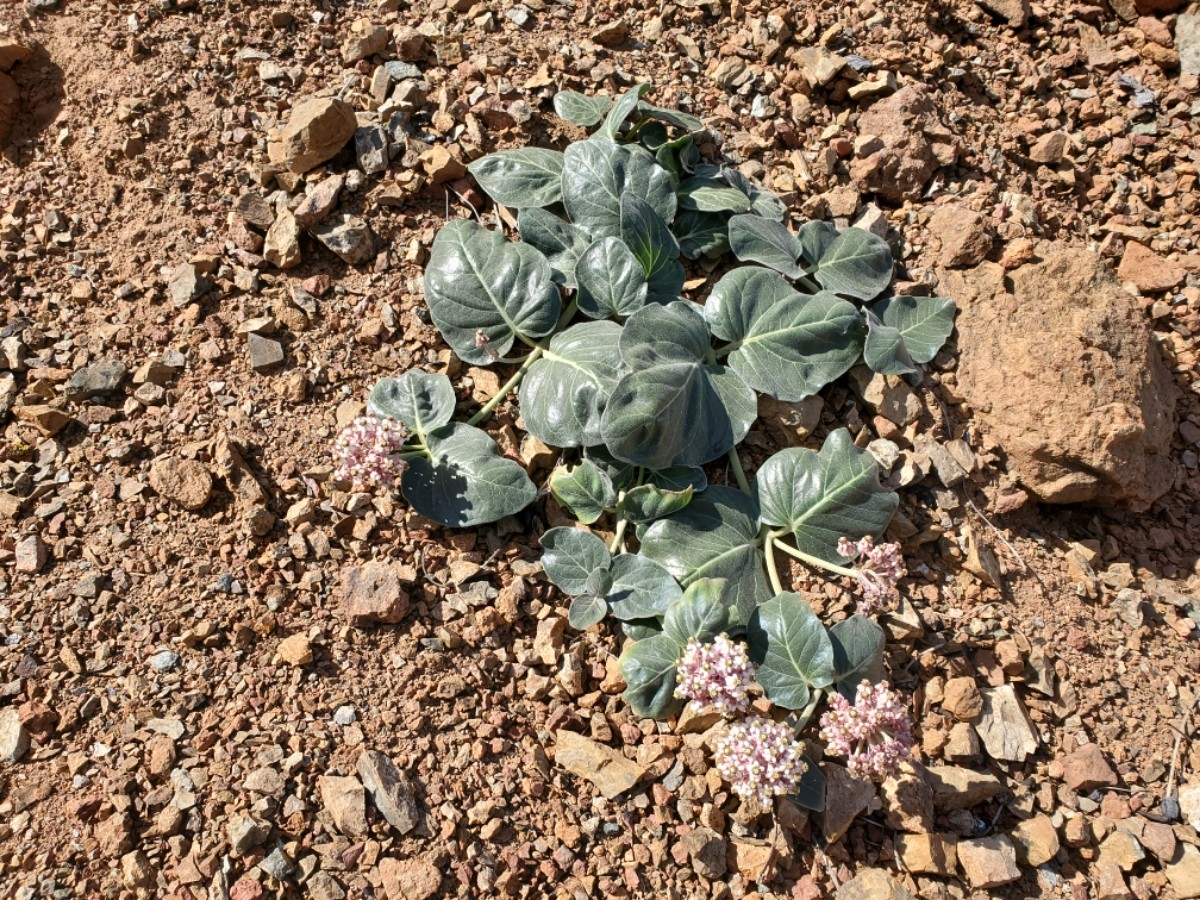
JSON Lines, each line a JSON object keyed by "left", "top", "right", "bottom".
{"left": 342, "top": 84, "right": 957, "bottom": 806}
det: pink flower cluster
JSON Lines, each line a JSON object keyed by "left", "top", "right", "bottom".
{"left": 713, "top": 715, "right": 808, "bottom": 807}
{"left": 334, "top": 415, "right": 408, "bottom": 491}
{"left": 818, "top": 680, "right": 914, "bottom": 780}
{"left": 674, "top": 634, "right": 755, "bottom": 717}
{"left": 837, "top": 535, "right": 905, "bottom": 614}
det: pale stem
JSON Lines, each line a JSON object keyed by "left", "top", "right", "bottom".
{"left": 466, "top": 346, "right": 545, "bottom": 427}
{"left": 772, "top": 536, "right": 858, "bottom": 579}
{"left": 727, "top": 447, "right": 751, "bottom": 494}
{"left": 609, "top": 518, "right": 629, "bottom": 555}
{"left": 764, "top": 534, "right": 785, "bottom": 595}
{"left": 793, "top": 689, "right": 825, "bottom": 732}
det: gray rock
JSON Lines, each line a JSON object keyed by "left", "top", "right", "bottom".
{"left": 65, "top": 359, "right": 127, "bottom": 402}
{"left": 385, "top": 61, "right": 422, "bottom": 81}
{"left": 307, "top": 872, "right": 346, "bottom": 900}
{"left": 312, "top": 213, "right": 375, "bottom": 265}
{"left": 149, "top": 650, "right": 180, "bottom": 673}
{"left": 333, "top": 705, "right": 357, "bottom": 726}
{"left": 227, "top": 815, "right": 267, "bottom": 856}
{"left": 1178, "top": 15, "right": 1200, "bottom": 76}
{"left": 506, "top": 6, "right": 531, "bottom": 27}
{"left": 258, "top": 847, "right": 295, "bottom": 881}
{"left": 0, "top": 707, "right": 30, "bottom": 763}
{"left": 974, "top": 684, "right": 1038, "bottom": 763}
{"left": 248, "top": 334, "right": 284, "bottom": 371}
{"left": 293, "top": 174, "right": 343, "bottom": 227}
{"left": 169, "top": 264, "right": 210, "bottom": 308}
{"left": 357, "top": 750, "right": 421, "bottom": 835}
{"left": 355, "top": 124, "right": 388, "bottom": 175}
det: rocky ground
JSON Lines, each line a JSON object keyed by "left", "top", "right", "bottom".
{"left": 1, "top": 0, "right": 1200, "bottom": 898}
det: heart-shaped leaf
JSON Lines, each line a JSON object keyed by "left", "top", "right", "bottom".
{"left": 637, "top": 103, "right": 704, "bottom": 133}
{"left": 517, "top": 208, "right": 592, "bottom": 288}
{"left": 755, "top": 428, "right": 899, "bottom": 564}
{"left": 648, "top": 466, "right": 707, "bottom": 493}
{"left": 402, "top": 422, "right": 536, "bottom": 527}
{"left": 599, "top": 84, "right": 652, "bottom": 140}
{"left": 539, "top": 527, "right": 611, "bottom": 596}
{"left": 640, "top": 485, "right": 769, "bottom": 628}
{"left": 554, "top": 90, "right": 613, "bottom": 127}
{"left": 638, "top": 121, "right": 671, "bottom": 152}
{"left": 619, "top": 633, "right": 684, "bottom": 719}
{"left": 727, "top": 214, "right": 804, "bottom": 279}
{"left": 367, "top": 370, "right": 455, "bottom": 440}
{"left": 622, "top": 619, "right": 663, "bottom": 642}
{"left": 575, "top": 237, "right": 648, "bottom": 319}
{"left": 829, "top": 615, "right": 886, "bottom": 698}
{"left": 747, "top": 592, "right": 835, "bottom": 709}
{"left": 706, "top": 267, "right": 864, "bottom": 402}
{"left": 602, "top": 303, "right": 756, "bottom": 468}
{"left": 619, "top": 484, "right": 694, "bottom": 524}
{"left": 620, "top": 194, "right": 685, "bottom": 305}
{"left": 673, "top": 210, "right": 730, "bottom": 260}
{"left": 519, "top": 321, "right": 624, "bottom": 447}
{"left": 568, "top": 593, "right": 608, "bottom": 629}
{"left": 724, "top": 169, "right": 787, "bottom": 221}
{"left": 585, "top": 568, "right": 614, "bottom": 596}
{"left": 562, "top": 139, "right": 676, "bottom": 238}
{"left": 424, "top": 220, "right": 561, "bottom": 365}
{"left": 678, "top": 175, "right": 753, "bottom": 213}
{"left": 663, "top": 578, "right": 733, "bottom": 645}
{"left": 863, "top": 295, "right": 957, "bottom": 374}
{"left": 606, "top": 553, "right": 683, "bottom": 620}
{"left": 583, "top": 446, "right": 638, "bottom": 492}
{"left": 549, "top": 460, "right": 616, "bottom": 525}
{"left": 467, "top": 149, "right": 565, "bottom": 209}
{"left": 655, "top": 134, "right": 699, "bottom": 182}
{"left": 799, "top": 222, "right": 893, "bottom": 301}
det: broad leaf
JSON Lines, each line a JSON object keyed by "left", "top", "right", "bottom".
{"left": 424, "top": 220, "right": 560, "bottom": 365}
{"left": 575, "top": 237, "right": 648, "bottom": 319}
{"left": 606, "top": 553, "right": 683, "bottom": 620}
{"left": 517, "top": 208, "right": 592, "bottom": 288}
{"left": 619, "top": 484, "right": 694, "bottom": 524}
{"left": 602, "top": 302, "right": 756, "bottom": 468}
{"left": 549, "top": 460, "right": 616, "bottom": 525}
{"left": 678, "top": 175, "right": 753, "bottom": 213}
{"left": 402, "top": 422, "right": 536, "bottom": 527}
{"left": 648, "top": 467, "right": 707, "bottom": 493}
{"left": 829, "top": 615, "right": 886, "bottom": 698}
{"left": 620, "top": 633, "right": 684, "bottom": 719}
{"left": 724, "top": 169, "right": 787, "bottom": 221}
{"left": 706, "top": 267, "right": 864, "bottom": 401}
{"left": 662, "top": 578, "right": 732, "bottom": 645}
{"left": 727, "top": 214, "right": 804, "bottom": 279}
{"left": 583, "top": 446, "right": 638, "bottom": 492}
{"left": 747, "top": 592, "right": 835, "bottom": 709}
{"left": 621, "top": 619, "right": 664, "bottom": 642}
{"left": 755, "top": 429, "right": 898, "bottom": 564}
{"left": 638, "top": 121, "right": 671, "bottom": 152}
{"left": 519, "top": 321, "right": 624, "bottom": 447}
{"left": 554, "top": 91, "right": 612, "bottom": 127}
{"left": 585, "top": 568, "right": 614, "bottom": 596}
{"left": 367, "top": 370, "right": 455, "bottom": 441}
{"left": 599, "top": 84, "right": 652, "bottom": 140}
{"left": 673, "top": 210, "right": 729, "bottom": 260}
{"left": 799, "top": 222, "right": 893, "bottom": 301}
{"left": 655, "top": 134, "right": 698, "bottom": 182}
{"left": 638, "top": 103, "right": 704, "bottom": 133}
{"left": 863, "top": 295, "right": 957, "bottom": 374}
{"left": 561, "top": 139, "right": 676, "bottom": 238}
{"left": 539, "top": 527, "right": 611, "bottom": 596}
{"left": 640, "top": 486, "right": 769, "bottom": 628}
{"left": 620, "top": 194, "right": 685, "bottom": 304}
{"left": 467, "top": 149, "right": 564, "bottom": 209}
{"left": 789, "top": 757, "right": 827, "bottom": 812}
{"left": 568, "top": 593, "right": 608, "bottom": 629}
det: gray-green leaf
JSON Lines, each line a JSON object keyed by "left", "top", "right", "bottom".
{"left": 568, "top": 593, "right": 608, "bottom": 629}
{"left": 575, "top": 237, "right": 648, "bottom": 319}
{"left": 561, "top": 139, "right": 676, "bottom": 238}
{"left": 620, "top": 633, "right": 684, "bottom": 719}
{"left": 549, "top": 460, "right": 616, "bottom": 525}
{"left": 747, "top": 592, "right": 835, "bottom": 709}
{"left": 402, "top": 422, "right": 536, "bottom": 527}
{"left": 678, "top": 175, "right": 753, "bottom": 213}
{"left": 367, "top": 370, "right": 455, "bottom": 441}
{"left": 424, "top": 219, "right": 561, "bottom": 364}
{"left": 517, "top": 207, "right": 592, "bottom": 288}
{"left": 648, "top": 467, "right": 708, "bottom": 493}
{"left": 519, "top": 320, "right": 624, "bottom": 447}
{"left": 637, "top": 103, "right": 704, "bottom": 133}
{"left": 724, "top": 169, "right": 787, "bottom": 221}
{"left": 755, "top": 428, "right": 898, "bottom": 564}
{"left": 539, "top": 527, "right": 611, "bottom": 596}
{"left": 673, "top": 210, "right": 730, "bottom": 260}
{"left": 799, "top": 222, "right": 894, "bottom": 301}
{"left": 620, "top": 194, "right": 685, "bottom": 304}
{"left": 789, "top": 758, "right": 826, "bottom": 812}
{"left": 662, "top": 578, "right": 732, "bottom": 645}
{"left": 467, "top": 149, "right": 564, "bottom": 209}
{"left": 829, "top": 615, "right": 886, "bottom": 698}
{"left": 606, "top": 554, "right": 683, "bottom": 621}
{"left": 864, "top": 295, "right": 956, "bottom": 374}
{"left": 727, "top": 214, "right": 804, "bottom": 279}
{"left": 554, "top": 91, "right": 613, "bottom": 127}
{"left": 706, "top": 267, "right": 864, "bottom": 402}
{"left": 619, "top": 484, "right": 694, "bottom": 524}
{"left": 599, "top": 84, "right": 652, "bottom": 140}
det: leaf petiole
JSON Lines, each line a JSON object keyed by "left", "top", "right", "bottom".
{"left": 772, "top": 535, "right": 858, "bottom": 579}
{"left": 609, "top": 517, "right": 629, "bottom": 555}
{"left": 466, "top": 346, "right": 545, "bottom": 427}
{"left": 727, "top": 447, "right": 751, "bottom": 494}
{"left": 764, "top": 533, "right": 785, "bottom": 595}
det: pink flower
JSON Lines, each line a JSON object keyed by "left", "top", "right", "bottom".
{"left": 334, "top": 415, "right": 408, "bottom": 491}
{"left": 837, "top": 536, "right": 905, "bottom": 615}
{"left": 713, "top": 715, "right": 807, "bottom": 807}
{"left": 818, "top": 680, "right": 914, "bottom": 780}
{"left": 674, "top": 634, "right": 755, "bottom": 717}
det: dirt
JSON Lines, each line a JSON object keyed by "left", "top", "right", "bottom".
{"left": 1, "top": 1, "right": 1199, "bottom": 899}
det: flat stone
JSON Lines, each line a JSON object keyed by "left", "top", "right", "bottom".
{"left": 149, "top": 458, "right": 213, "bottom": 511}
{"left": 341, "top": 562, "right": 411, "bottom": 627}
{"left": 341, "top": 25, "right": 389, "bottom": 63}
{"left": 926, "top": 765, "right": 1004, "bottom": 810}
{"left": 974, "top": 684, "right": 1038, "bottom": 763}
{"left": 818, "top": 763, "right": 875, "bottom": 842}
{"left": 227, "top": 815, "right": 267, "bottom": 856}
{"left": 680, "top": 826, "right": 726, "bottom": 879}
{"left": 1118, "top": 241, "right": 1186, "bottom": 293}
{"left": 836, "top": 867, "right": 916, "bottom": 900}
{"left": 293, "top": 174, "right": 344, "bottom": 227}
{"left": 1011, "top": 814, "right": 1060, "bottom": 866}
{"left": 975, "top": 0, "right": 1030, "bottom": 27}
{"left": 928, "top": 204, "right": 992, "bottom": 268}
{"left": 278, "top": 97, "right": 357, "bottom": 174}
{"left": 378, "top": 857, "right": 442, "bottom": 900}
{"left": 307, "top": 873, "right": 346, "bottom": 900}
{"left": 244, "top": 766, "right": 285, "bottom": 797}
{"left": 170, "top": 263, "right": 211, "bottom": 307}
{"left": 14, "top": 404, "right": 71, "bottom": 436}
{"left": 554, "top": 730, "right": 646, "bottom": 800}
{"left": 1061, "top": 742, "right": 1118, "bottom": 792}
{"left": 1167, "top": 843, "right": 1200, "bottom": 899}
{"left": 357, "top": 750, "right": 421, "bottom": 835}
{"left": 319, "top": 775, "right": 368, "bottom": 837}
{"left": 1179, "top": 15, "right": 1200, "bottom": 76}
{"left": 277, "top": 633, "right": 312, "bottom": 666}
{"left": 958, "top": 835, "right": 1021, "bottom": 888}
{"left": 65, "top": 359, "right": 127, "bottom": 402}
{"left": 797, "top": 46, "right": 847, "bottom": 86}
{"left": 419, "top": 145, "right": 467, "bottom": 183}
{"left": 1029, "top": 130, "right": 1070, "bottom": 165}
{"left": 312, "top": 213, "right": 375, "bottom": 265}
{"left": 235, "top": 192, "right": 275, "bottom": 229}
{"left": 248, "top": 334, "right": 284, "bottom": 371}
{"left": 942, "top": 677, "right": 983, "bottom": 721}
{"left": 1098, "top": 829, "right": 1145, "bottom": 871}
{"left": 264, "top": 210, "right": 302, "bottom": 269}
{"left": 895, "top": 833, "right": 957, "bottom": 876}
{"left": 14, "top": 534, "right": 47, "bottom": 575}
{"left": 880, "top": 762, "right": 934, "bottom": 833}
{"left": 0, "top": 707, "right": 30, "bottom": 763}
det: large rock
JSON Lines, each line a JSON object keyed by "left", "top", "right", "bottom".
{"left": 0, "top": 71, "right": 19, "bottom": 147}
{"left": 149, "top": 458, "right": 213, "bottom": 511}
{"left": 948, "top": 251, "right": 1176, "bottom": 510}
{"left": 277, "top": 97, "right": 357, "bottom": 175}
{"left": 553, "top": 730, "right": 646, "bottom": 800}
{"left": 836, "top": 868, "right": 915, "bottom": 900}
{"left": 341, "top": 562, "right": 411, "bottom": 627}
{"left": 850, "top": 85, "right": 957, "bottom": 202}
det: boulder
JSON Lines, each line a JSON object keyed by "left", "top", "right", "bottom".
{"left": 850, "top": 85, "right": 957, "bottom": 203}
{"left": 948, "top": 250, "right": 1176, "bottom": 510}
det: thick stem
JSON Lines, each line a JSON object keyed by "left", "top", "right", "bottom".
{"left": 793, "top": 689, "right": 825, "bottom": 732}
{"left": 727, "top": 447, "right": 752, "bottom": 494}
{"left": 714, "top": 341, "right": 739, "bottom": 358}
{"left": 466, "top": 346, "right": 544, "bottom": 427}
{"left": 796, "top": 273, "right": 821, "bottom": 294}
{"left": 764, "top": 535, "right": 785, "bottom": 595}
{"left": 773, "top": 538, "right": 858, "bottom": 579}
{"left": 609, "top": 517, "right": 629, "bottom": 555}
{"left": 556, "top": 297, "right": 579, "bottom": 331}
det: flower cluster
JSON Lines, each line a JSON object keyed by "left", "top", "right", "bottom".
{"left": 714, "top": 715, "right": 808, "bottom": 807}
{"left": 674, "top": 634, "right": 755, "bottom": 717}
{"left": 334, "top": 415, "right": 408, "bottom": 491}
{"left": 818, "top": 680, "right": 914, "bottom": 780}
{"left": 837, "top": 535, "right": 905, "bottom": 614}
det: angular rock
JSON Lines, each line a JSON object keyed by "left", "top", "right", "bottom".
{"left": 680, "top": 826, "right": 726, "bottom": 879}
{"left": 319, "top": 775, "right": 368, "bottom": 837}
{"left": 357, "top": 750, "right": 421, "bottom": 835}
{"left": 1061, "top": 742, "right": 1118, "bottom": 792}
{"left": 926, "top": 764, "right": 1004, "bottom": 810}
{"left": 1180, "top": 15, "right": 1200, "bottom": 76}
{"left": 170, "top": 263, "right": 211, "bottom": 307}
{"left": 974, "top": 684, "right": 1038, "bottom": 763}
{"left": 265, "top": 210, "right": 302, "bottom": 269}
{"left": 341, "top": 25, "right": 389, "bottom": 64}
{"left": 1098, "top": 829, "right": 1145, "bottom": 871}
{"left": 1095, "top": 863, "right": 1132, "bottom": 900}
{"left": 379, "top": 857, "right": 441, "bottom": 900}
{"left": 1011, "top": 814, "right": 1060, "bottom": 866}
{"left": 96, "top": 813, "right": 133, "bottom": 858}
{"left": 307, "top": 873, "right": 346, "bottom": 900}
{"left": 14, "top": 404, "right": 71, "bottom": 436}
{"left": 975, "top": 0, "right": 1030, "bottom": 27}
{"left": 1117, "top": 241, "right": 1186, "bottom": 294}
{"left": 248, "top": 334, "right": 284, "bottom": 371}
{"left": 818, "top": 763, "right": 875, "bottom": 842}
{"left": 312, "top": 213, "right": 375, "bottom": 265}
{"left": 1181, "top": 782, "right": 1200, "bottom": 830}
{"left": 796, "top": 46, "right": 847, "bottom": 86}
{"left": 928, "top": 205, "right": 991, "bottom": 268}
{"left": 880, "top": 762, "right": 934, "bottom": 833}
{"left": 294, "top": 174, "right": 344, "bottom": 227}
{"left": 341, "top": 562, "right": 411, "bottom": 627}
{"left": 149, "top": 458, "right": 213, "bottom": 511}
{"left": 0, "top": 707, "right": 30, "bottom": 763}
{"left": 420, "top": 145, "right": 467, "bottom": 183}
{"left": 895, "top": 833, "right": 957, "bottom": 876}
{"left": 355, "top": 124, "right": 388, "bottom": 175}
{"left": 850, "top": 85, "right": 957, "bottom": 202}
{"left": 227, "top": 815, "right": 267, "bottom": 856}
{"left": 942, "top": 677, "right": 982, "bottom": 721}
{"left": 836, "top": 868, "right": 916, "bottom": 900}
{"left": 948, "top": 251, "right": 1176, "bottom": 510}
{"left": 235, "top": 193, "right": 275, "bottom": 230}
{"left": 958, "top": 835, "right": 1021, "bottom": 888}
{"left": 65, "top": 359, "right": 127, "bottom": 401}
{"left": 15, "top": 534, "right": 47, "bottom": 575}
{"left": 1029, "top": 130, "right": 1070, "bottom": 165}
{"left": 554, "top": 730, "right": 646, "bottom": 799}
{"left": 277, "top": 633, "right": 312, "bottom": 666}
{"left": 278, "top": 97, "right": 357, "bottom": 175}
{"left": 1167, "top": 843, "right": 1200, "bottom": 899}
